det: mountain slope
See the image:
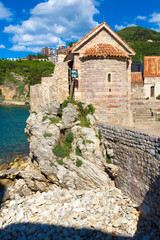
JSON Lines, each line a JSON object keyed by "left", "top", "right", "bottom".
{"left": 117, "top": 26, "right": 160, "bottom": 62}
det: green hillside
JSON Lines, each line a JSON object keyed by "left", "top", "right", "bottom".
{"left": 0, "top": 60, "right": 55, "bottom": 101}
{"left": 117, "top": 26, "right": 160, "bottom": 62}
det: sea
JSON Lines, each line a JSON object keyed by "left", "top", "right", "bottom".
{"left": 0, "top": 105, "right": 30, "bottom": 164}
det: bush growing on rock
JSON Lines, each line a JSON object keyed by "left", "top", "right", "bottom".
{"left": 43, "top": 132, "right": 52, "bottom": 138}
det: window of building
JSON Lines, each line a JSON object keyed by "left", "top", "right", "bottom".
{"left": 150, "top": 86, "right": 154, "bottom": 97}
{"left": 108, "top": 73, "right": 111, "bottom": 82}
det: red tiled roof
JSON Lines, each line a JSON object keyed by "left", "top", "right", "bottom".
{"left": 80, "top": 43, "right": 129, "bottom": 59}
{"left": 57, "top": 47, "right": 72, "bottom": 55}
{"left": 131, "top": 72, "right": 143, "bottom": 84}
{"left": 144, "top": 56, "right": 160, "bottom": 77}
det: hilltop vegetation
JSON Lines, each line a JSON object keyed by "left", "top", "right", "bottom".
{"left": 117, "top": 26, "right": 160, "bottom": 62}
{"left": 0, "top": 60, "right": 55, "bottom": 101}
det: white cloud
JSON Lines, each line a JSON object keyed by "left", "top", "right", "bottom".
{"left": 4, "top": 0, "right": 101, "bottom": 52}
{"left": 0, "top": 44, "right": 5, "bottom": 48}
{"left": 0, "top": 2, "right": 13, "bottom": 21}
{"left": 149, "top": 13, "right": 160, "bottom": 31}
{"left": 136, "top": 16, "right": 147, "bottom": 21}
{"left": 114, "top": 23, "right": 137, "bottom": 31}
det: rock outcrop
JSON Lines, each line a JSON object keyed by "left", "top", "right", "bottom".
{"left": 25, "top": 100, "right": 113, "bottom": 190}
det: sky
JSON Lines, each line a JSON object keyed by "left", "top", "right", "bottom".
{"left": 0, "top": 0, "right": 160, "bottom": 59}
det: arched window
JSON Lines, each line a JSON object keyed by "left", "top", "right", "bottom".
{"left": 150, "top": 86, "right": 154, "bottom": 97}
{"left": 108, "top": 73, "right": 111, "bottom": 82}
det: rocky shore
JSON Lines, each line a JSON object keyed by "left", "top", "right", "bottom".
{"left": 0, "top": 100, "right": 28, "bottom": 105}
{"left": 0, "top": 99, "right": 159, "bottom": 239}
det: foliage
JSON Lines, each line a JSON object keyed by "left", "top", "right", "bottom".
{"left": 52, "top": 143, "right": 70, "bottom": 158}
{"left": 43, "top": 132, "right": 52, "bottom": 138}
{"left": 52, "top": 131, "right": 73, "bottom": 158}
{"left": 32, "top": 111, "right": 37, "bottom": 115}
{"left": 156, "top": 94, "right": 160, "bottom": 100}
{"left": 0, "top": 59, "right": 55, "bottom": 98}
{"left": 42, "top": 116, "right": 48, "bottom": 121}
{"left": 76, "top": 146, "right": 82, "bottom": 157}
{"left": 0, "top": 89, "right": 2, "bottom": 96}
{"left": 106, "top": 156, "right": 111, "bottom": 164}
{"left": 50, "top": 162, "right": 54, "bottom": 166}
{"left": 117, "top": 26, "right": 160, "bottom": 62}
{"left": 65, "top": 132, "right": 74, "bottom": 143}
{"left": 98, "top": 130, "right": 102, "bottom": 141}
{"left": 146, "top": 97, "right": 149, "bottom": 100}
{"left": 76, "top": 159, "right": 83, "bottom": 167}
{"left": 49, "top": 117, "right": 61, "bottom": 124}
{"left": 56, "top": 159, "right": 64, "bottom": 165}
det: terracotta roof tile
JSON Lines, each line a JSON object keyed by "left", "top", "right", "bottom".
{"left": 144, "top": 56, "right": 160, "bottom": 77}
{"left": 57, "top": 47, "right": 72, "bottom": 55}
{"left": 131, "top": 72, "right": 143, "bottom": 84}
{"left": 80, "top": 43, "right": 129, "bottom": 59}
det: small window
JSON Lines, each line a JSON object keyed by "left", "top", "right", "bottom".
{"left": 109, "top": 89, "right": 111, "bottom": 92}
{"left": 108, "top": 73, "right": 111, "bottom": 82}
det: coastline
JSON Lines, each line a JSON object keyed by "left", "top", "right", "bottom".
{"left": 0, "top": 100, "right": 30, "bottom": 106}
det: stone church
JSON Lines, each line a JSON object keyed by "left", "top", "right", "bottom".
{"left": 30, "top": 21, "right": 136, "bottom": 126}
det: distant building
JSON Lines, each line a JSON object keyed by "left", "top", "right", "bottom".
{"left": 131, "top": 61, "right": 144, "bottom": 73}
{"left": 48, "top": 54, "right": 58, "bottom": 64}
{"left": 144, "top": 56, "right": 160, "bottom": 98}
{"left": 42, "top": 47, "right": 52, "bottom": 56}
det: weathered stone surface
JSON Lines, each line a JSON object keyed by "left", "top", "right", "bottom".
{"left": 62, "top": 103, "right": 79, "bottom": 125}
{"left": 0, "top": 168, "right": 20, "bottom": 179}
{"left": 41, "top": 101, "right": 60, "bottom": 115}
{"left": 25, "top": 102, "right": 113, "bottom": 190}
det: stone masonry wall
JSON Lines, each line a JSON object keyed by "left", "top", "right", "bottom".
{"left": 30, "top": 62, "right": 69, "bottom": 112}
{"left": 75, "top": 58, "right": 132, "bottom": 126}
{"left": 131, "top": 83, "right": 145, "bottom": 100}
{"left": 97, "top": 122, "right": 160, "bottom": 227}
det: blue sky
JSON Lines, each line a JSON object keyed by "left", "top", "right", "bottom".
{"left": 0, "top": 0, "right": 160, "bottom": 59}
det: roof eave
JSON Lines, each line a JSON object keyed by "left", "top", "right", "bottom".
{"left": 71, "top": 21, "right": 136, "bottom": 56}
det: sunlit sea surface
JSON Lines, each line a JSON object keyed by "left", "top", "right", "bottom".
{"left": 0, "top": 105, "right": 30, "bottom": 164}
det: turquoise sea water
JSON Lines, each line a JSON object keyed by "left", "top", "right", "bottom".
{"left": 0, "top": 105, "right": 30, "bottom": 164}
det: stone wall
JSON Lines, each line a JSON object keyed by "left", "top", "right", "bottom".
{"left": 75, "top": 58, "right": 132, "bottom": 126}
{"left": 131, "top": 83, "right": 145, "bottom": 100}
{"left": 30, "top": 62, "right": 69, "bottom": 112}
{"left": 97, "top": 122, "right": 160, "bottom": 227}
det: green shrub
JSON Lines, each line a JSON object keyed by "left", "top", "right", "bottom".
{"left": 43, "top": 132, "right": 52, "bottom": 138}
{"left": 86, "top": 140, "right": 94, "bottom": 144}
{"left": 156, "top": 94, "right": 160, "bottom": 100}
{"left": 76, "top": 159, "right": 83, "bottom": 167}
{"left": 32, "top": 111, "right": 37, "bottom": 115}
{"left": 106, "top": 156, "right": 111, "bottom": 164}
{"left": 56, "top": 159, "right": 64, "bottom": 165}
{"left": 65, "top": 131, "right": 74, "bottom": 143}
{"left": 76, "top": 146, "right": 82, "bottom": 157}
{"left": 49, "top": 117, "right": 60, "bottom": 124}
{"left": 0, "top": 89, "right": 2, "bottom": 96}
{"left": 50, "top": 162, "right": 54, "bottom": 166}
{"left": 98, "top": 130, "right": 102, "bottom": 141}
{"left": 52, "top": 143, "right": 70, "bottom": 158}
{"left": 42, "top": 115, "right": 48, "bottom": 121}
{"left": 146, "top": 97, "right": 149, "bottom": 100}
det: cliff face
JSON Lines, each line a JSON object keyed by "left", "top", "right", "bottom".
{"left": 0, "top": 72, "right": 29, "bottom": 102}
{"left": 25, "top": 100, "right": 114, "bottom": 190}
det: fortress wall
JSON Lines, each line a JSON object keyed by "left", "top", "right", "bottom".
{"left": 30, "top": 62, "right": 69, "bottom": 112}
{"left": 97, "top": 122, "right": 160, "bottom": 227}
